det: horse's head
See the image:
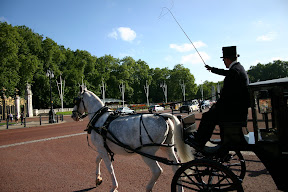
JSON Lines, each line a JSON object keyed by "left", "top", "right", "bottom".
{"left": 71, "top": 85, "right": 88, "bottom": 121}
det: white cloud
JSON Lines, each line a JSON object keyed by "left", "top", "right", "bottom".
{"left": 181, "top": 52, "right": 210, "bottom": 65}
{"left": 170, "top": 41, "right": 206, "bottom": 52}
{"left": 256, "top": 32, "right": 276, "bottom": 41}
{"left": 108, "top": 27, "right": 137, "bottom": 42}
{"left": 108, "top": 30, "right": 118, "bottom": 40}
{"left": 117, "top": 27, "right": 136, "bottom": 42}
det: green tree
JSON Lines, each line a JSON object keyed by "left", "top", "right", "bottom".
{"left": 31, "top": 37, "right": 64, "bottom": 108}
{"left": 94, "top": 55, "right": 119, "bottom": 98}
{"left": 149, "top": 67, "right": 170, "bottom": 103}
{"left": 2, "top": 22, "right": 240, "bottom": 109}
{"left": 195, "top": 81, "right": 224, "bottom": 101}
{"left": 168, "top": 64, "right": 197, "bottom": 102}
{"left": 130, "top": 59, "right": 151, "bottom": 103}
{"left": 16, "top": 25, "right": 43, "bottom": 92}
{"left": 248, "top": 60, "right": 288, "bottom": 83}
{"left": 0, "top": 22, "right": 22, "bottom": 96}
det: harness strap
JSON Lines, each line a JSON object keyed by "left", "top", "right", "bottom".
{"left": 87, "top": 110, "right": 120, "bottom": 161}
{"left": 101, "top": 128, "right": 177, "bottom": 165}
{"left": 85, "top": 106, "right": 110, "bottom": 134}
{"left": 87, "top": 112, "right": 176, "bottom": 163}
{"left": 134, "top": 143, "right": 175, "bottom": 151}
{"left": 100, "top": 113, "right": 120, "bottom": 161}
{"left": 139, "top": 114, "right": 155, "bottom": 145}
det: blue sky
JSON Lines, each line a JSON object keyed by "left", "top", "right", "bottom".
{"left": 1, "top": 0, "right": 288, "bottom": 85}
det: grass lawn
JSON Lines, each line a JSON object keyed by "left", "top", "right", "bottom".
{"left": 56, "top": 111, "right": 72, "bottom": 115}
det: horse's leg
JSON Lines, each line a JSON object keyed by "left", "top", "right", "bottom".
{"left": 91, "top": 132, "right": 117, "bottom": 191}
{"left": 162, "top": 146, "right": 183, "bottom": 192}
{"left": 141, "top": 157, "right": 163, "bottom": 192}
{"left": 101, "top": 152, "right": 118, "bottom": 192}
{"left": 163, "top": 120, "right": 183, "bottom": 192}
{"left": 95, "top": 155, "right": 103, "bottom": 186}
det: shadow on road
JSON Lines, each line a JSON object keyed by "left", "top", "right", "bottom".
{"left": 73, "top": 187, "right": 96, "bottom": 192}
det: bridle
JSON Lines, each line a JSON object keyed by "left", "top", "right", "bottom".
{"left": 72, "top": 93, "right": 89, "bottom": 120}
{"left": 72, "top": 91, "right": 107, "bottom": 120}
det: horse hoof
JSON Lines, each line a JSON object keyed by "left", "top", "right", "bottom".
{"left": 96, "top": 176, "right": 103, "bottom": 186}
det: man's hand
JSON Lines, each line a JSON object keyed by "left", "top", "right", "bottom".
{"left": 205, "top": 65, "right": 213, "bottom": 71}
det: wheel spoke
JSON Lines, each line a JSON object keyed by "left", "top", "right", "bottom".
{"left": 171, "top": 159, "right": 244, "bottom": 192}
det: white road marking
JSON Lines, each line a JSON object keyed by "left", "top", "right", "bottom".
{"left": 0, "top": 132, "right": 86, "bottom": 149}
{"left": 0, "top": 132, "right": 256, "bottom": 156}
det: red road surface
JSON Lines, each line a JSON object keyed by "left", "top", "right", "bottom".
{"left": 0, "top": 113, "right": 280, "bottom": 191}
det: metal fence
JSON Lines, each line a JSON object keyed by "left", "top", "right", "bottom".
{"left": 2, "top": 114, "right": 64, "bottom": 130}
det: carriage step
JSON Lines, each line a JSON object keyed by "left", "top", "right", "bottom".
{"left": 210, "top": 139, "right": 221, "bottom": 144}
{"left": 185, "top": 136, "right": 221, "bottom": 155}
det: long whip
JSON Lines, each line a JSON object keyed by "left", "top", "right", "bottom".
{"left": 159, "top": 7, "right": 207, "bottom": 66}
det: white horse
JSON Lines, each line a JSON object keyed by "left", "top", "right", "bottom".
{"left": 71, "top": 86, "right": 194, "bottom": 192}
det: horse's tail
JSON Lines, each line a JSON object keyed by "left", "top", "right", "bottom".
{"left": 160, "top": 113, "right": 194, "bottom": 163}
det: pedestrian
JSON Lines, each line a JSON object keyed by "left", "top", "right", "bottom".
{"left": 199, "top": 99, "right": 203, "bottom": 113}
{"left": 15, "top": 114, "right": 19, "bottom": 124}
{"left": 20, "top": 112, "right": 24, "bottom": 125}
{"left": 170, "top": 104, "right": 174, "bottom": 114}
{"left": 9, "top": 113, "right": 13, "bottom": 122}
{"left": 186, "top": 46, "right": 250, "bottom": 151}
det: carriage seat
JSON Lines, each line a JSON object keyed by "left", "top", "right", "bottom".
{"left": 178, "top": 114, "right": 197, "bottom": 140}
{"left": 179, "top": 114, "right": 253, "bottom": 153}
{"left": 180, "top": 114, "right": 250, "bottom": 144}
{"left": 217, "top": 120, "right": 251, "bottom": 151}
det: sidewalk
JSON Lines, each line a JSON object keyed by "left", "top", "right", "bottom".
{"left": 0, "top": 116, "right": 70, "bottom": 131}
{"left": 0, "top": 110, "right": 202, "bottom": 131}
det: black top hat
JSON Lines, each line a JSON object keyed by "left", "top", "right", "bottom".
{"left": 220, "top": 46, "right": 240, "bottom": 58}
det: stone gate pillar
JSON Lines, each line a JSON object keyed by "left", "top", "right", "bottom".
{"left": 15, "top": 89, "right": 21, "bottom": 120}
{"left": 25, "top": 84, "right": 33, "bottom": 117}
{"left": 1, "top": 88, "right": 7, "bottom": 120}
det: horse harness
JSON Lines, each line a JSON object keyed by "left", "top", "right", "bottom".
{"left": 72, "top": 95, "right": 89, "bottom": 120}
{"left": 82, "top": 106, "right": 174, "bottom": 163}
{"left": 73, "top": 92, "right": 175, "bottom": 164}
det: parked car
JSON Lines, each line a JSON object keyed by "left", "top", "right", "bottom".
{"left": 201, "top": 100, "right": 211, "bottom": 109}
{"left": 148, "top": 105, "right": 164, "bottom": 113}
{"left": 179, "top": 100, "right": 199, "bottom": 113}
{"left": 115, "top": 107, "right": 135, "bottom": 114}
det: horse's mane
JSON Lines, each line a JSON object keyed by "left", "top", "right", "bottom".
{"left": 85, "top": 90, "right": 104, "bottom": 106}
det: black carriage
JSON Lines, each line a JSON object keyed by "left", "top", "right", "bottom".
{"left": 171, "top": 77, "right": 288, "bottom": 191}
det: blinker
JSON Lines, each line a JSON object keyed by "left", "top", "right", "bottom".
{"left": 74, "top": 97, "right": 81, "bottom": 106}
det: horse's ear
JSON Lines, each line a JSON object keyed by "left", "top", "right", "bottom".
{"left": 79, "top": 84, "right": 87, "bottom": 94}
{"left": 79, "top": 84, "right": 83, "bottom": 93}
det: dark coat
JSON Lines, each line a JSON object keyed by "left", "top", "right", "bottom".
{"left": 211, "top": 62, "right": 250, "bottom": 122}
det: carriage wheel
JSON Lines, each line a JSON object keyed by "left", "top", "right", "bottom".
{"left": 195, "top": 150, "right": 246, "bottom": 181}
{"left": 171, "top": 159, "right": 243, "bottom": 192}
{"left": 219, "top": 151, "right": 246, "bottom": 181}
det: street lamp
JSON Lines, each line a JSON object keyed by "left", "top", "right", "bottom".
{"left": 46, "top": 69, "right": 56, "bottom": 123}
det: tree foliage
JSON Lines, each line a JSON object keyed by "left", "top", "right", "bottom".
{"left": 1, "top": 22, "right": 286, "bottom": 108}
{"left": 0, "top": 22, "right": 200, "bottom": 108}
{"left": 247, "top": 60, "right": 288, "bottom": 83}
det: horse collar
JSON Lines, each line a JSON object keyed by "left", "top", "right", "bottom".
{"left": 85, "top": 106, "right": 111, "bottom": 134}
